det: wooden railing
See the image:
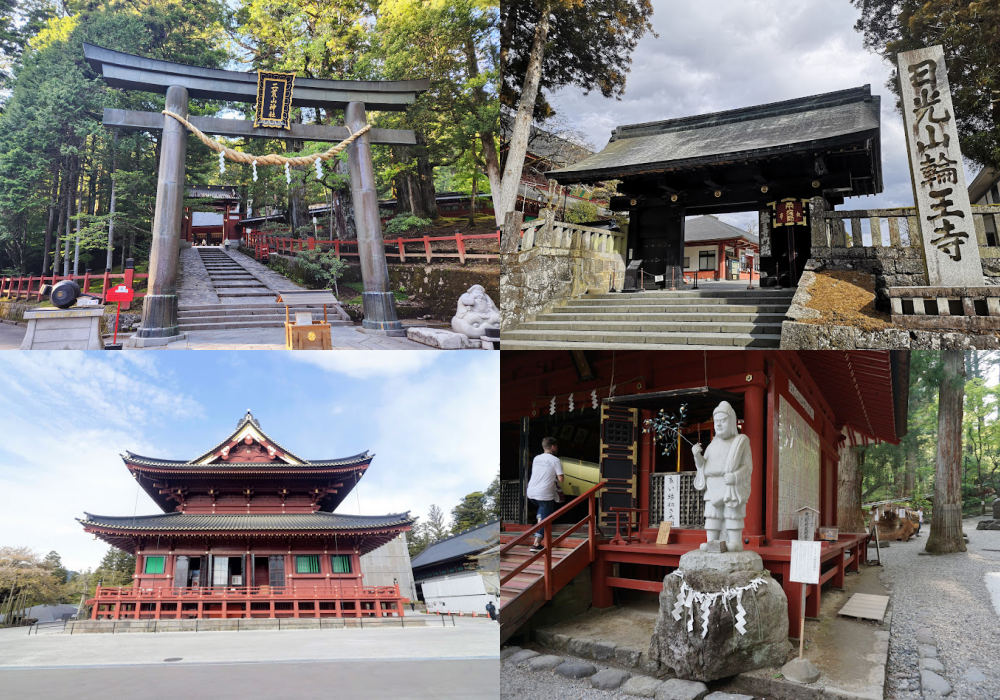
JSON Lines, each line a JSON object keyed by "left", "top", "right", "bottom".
{"left": 0, "top": 269, "right": 148, "bottom": 306}
{"left": 519, "top": 213, "right": 626, "bottom": 257}
{"left": 811, "top": 203, "right": 1000, "bottom": 252}
{"left": 245, "top": 230, "right": 501, "bottom": 265}
{"left": 500, "top": 481, "right": 606, "bottom": 601}
{"left": 93, "top": 583, "right": 400, "bottom": 600}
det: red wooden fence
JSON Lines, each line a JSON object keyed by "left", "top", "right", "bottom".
{"left": 245, "top": 231, "right": 501, "bottom": 264}
{"left": 0, "top": 269, "right": 148, "bottom": 310}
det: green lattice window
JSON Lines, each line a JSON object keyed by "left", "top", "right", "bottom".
{"left": 331, "top": 555, "right": 352, "bottom": 574}
{"left": 144, "top": 556, "right": 165, "bottom": 574}
{"left": 296, "top": 555, "right": 320, "bottom": 574}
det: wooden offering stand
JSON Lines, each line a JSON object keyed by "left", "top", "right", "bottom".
{"left": 276, "top": 289, "right": 339, "bottom": 350}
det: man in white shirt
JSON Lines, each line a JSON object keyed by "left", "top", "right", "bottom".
{"left": 526, "top": 437, "right": 564, "bottom": 553}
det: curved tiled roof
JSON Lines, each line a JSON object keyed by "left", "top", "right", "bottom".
{"left": 79, "top": 511, "right": 414, "bottom": 532}
{"left": 122, "top": 451, "right": 372, "bottom": 470}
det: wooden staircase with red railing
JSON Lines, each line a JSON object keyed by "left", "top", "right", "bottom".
{"left": 498, "top": 482, "right": 605, "bottom": 645}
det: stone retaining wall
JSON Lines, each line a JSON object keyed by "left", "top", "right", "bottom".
{"left": 262, "top": 252, "right": 499, "bottom": 318}
{"left": 780, "top": 320, "right": 1000, "bottom": 350}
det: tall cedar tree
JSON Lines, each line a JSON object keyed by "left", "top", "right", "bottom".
{"left": 851, "top": 0, "right": 1000, "bottom": 168}
{"left": 926, "top": 350, "right": 968, "bottom": 554}
{"left": 495, "top": 0, "right": 654, "bottom": 224}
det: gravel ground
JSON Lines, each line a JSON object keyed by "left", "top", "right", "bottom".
{"left": 882, "top": 515, "right": 1000, "bottom": 700}
{"left": 500, "top": 656, "right": 629, "bottom": 700}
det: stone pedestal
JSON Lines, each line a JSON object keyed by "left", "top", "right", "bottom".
{"left": 20, "top": 306, "right": 105, "bottom": 350}
{"left": 647, "top": 551, "right": 791, "bottom": 682}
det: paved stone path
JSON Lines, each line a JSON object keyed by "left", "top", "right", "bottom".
{"left": 882, "top": 516, "right": 1000, "bottom": 700}
{"left": 176, "top": 246, "right": 220, "bottom": 305}
{"left": 129, "top": 325, "right": 432, "bottom": 350}
{"left": 0, "top": 321, "right": 26, "bottom": 349}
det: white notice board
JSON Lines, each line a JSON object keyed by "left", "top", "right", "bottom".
{"left": 663, "top": 474, "right": 680, "bottom": 526}
{"left": 789, "top": 540, "right": 822, "bottom": 585}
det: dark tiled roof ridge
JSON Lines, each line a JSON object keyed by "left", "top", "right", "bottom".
{"left": 610, "top": 85, "right": 873, "bottom": 141}
{"left": 423, "top": 518, "right": 500, "bottom": 547}
{"left": 123, "top": 450, "right": 372, "bottom": 469}
{"left": 78, "top": 511, "right": 415, "bottom": 531}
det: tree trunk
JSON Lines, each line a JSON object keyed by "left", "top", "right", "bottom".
{"left": 53, "top": 163, "right": 65, "bottom": 277}
{"left": 468, "top": 157, "right": 478, "bottom": 228}
{"left": 42, "top": 168, "right": 60, "bottom": 275}
{"left": 904, "top": 439, "right": 916, "bottom": 497}
{"left": 334, "top": 157, "right": 356, "bottom": 240}
{"left": 925, "top": 350, "right": 968, "bottom": 554}
{"left": 837, "top": 438, "right": 866, "bottom": 533}
{"left": 393, "top": 135, "right": 436, "bottom": 220}
{"left": 63, "top": 162, "right": 75, "bottom": 276}
{"left": 496, "top": 0, "right": 550, "bottom": 223}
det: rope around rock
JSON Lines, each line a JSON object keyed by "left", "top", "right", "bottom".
{"left": 161, "top": 110, "right": 371, "bottom": 167}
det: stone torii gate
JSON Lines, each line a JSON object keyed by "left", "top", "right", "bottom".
{"left": 83, "top": 43, "right": 428, "bottom": 341}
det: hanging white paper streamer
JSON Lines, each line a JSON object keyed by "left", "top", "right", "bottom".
{"left": 734, "top": 589, "right": 748, "bottom": 635}
{"left": 591, "top": 389, "right": 598, "bottom": 409}
{"left": 218, "top": 150, "right": 226, "bottom": 174}
{"left": 568, "top": 394, "right": 574, "bottom": 412}
{"left": 669, "top": 571, "right": 766, "bottom": 638}
{"left": 549, "top": 396, "right": 556, "bottom": 416}
{"left": 252, "top": 160, "right": 258, "bottom": 182}
{"left": 284, "top": 162, "right": 291, "bottom": 185}
{"left": 315, "top": 158, "right": 323, "bottom": 179}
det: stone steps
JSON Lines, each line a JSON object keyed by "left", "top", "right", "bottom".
{"left": 519, "top": 320, "right": 785, "bottom": 335}
{"left": 500, "top": 329, "right": 783, "bottom": 347}
{"left": 503, "top": 288, "right": 792, "bottom": 349}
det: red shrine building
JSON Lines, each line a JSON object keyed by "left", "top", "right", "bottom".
{"left": 80, "top": 411, "right": 414, "bottom": 621}
{"left": 499, "top": 351, "right": 908, "bottom": 640}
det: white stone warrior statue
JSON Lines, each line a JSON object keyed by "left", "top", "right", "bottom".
{"left": 451, "top": 284, "right": 501, "bottom": 338}
{"left": 691, "top": 401, "right": 753, "bottom": 552}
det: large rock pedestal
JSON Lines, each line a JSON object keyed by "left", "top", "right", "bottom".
{"left": 647, "top": 550, "right": 791, "bottom": 682}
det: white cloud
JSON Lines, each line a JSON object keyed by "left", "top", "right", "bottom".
{"left": 285, "top": 352, "right": 441, "bottom": 379}
{"left": 0, "top": 354, "right": 203, "bottom": 572}
{"left": 329, "top": 355, "right": 500, "bottom": 530}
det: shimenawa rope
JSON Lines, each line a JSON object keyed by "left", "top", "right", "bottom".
{"left": 161, "top": 110, "right": 371, "bottom": 167}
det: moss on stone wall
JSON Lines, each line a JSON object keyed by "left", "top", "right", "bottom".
{"left": 260, "top": 250, "right": 499, "bottom": 319}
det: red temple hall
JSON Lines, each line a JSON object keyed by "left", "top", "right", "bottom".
{"left": 499, "top": 351, "right": 908, "bottom": 640}
{"left": 80, "top": 411, "right": 414, "bottom": 620}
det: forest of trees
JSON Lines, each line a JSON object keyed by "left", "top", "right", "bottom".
{"left": 839, "top": 351, "right": 1000, "bottom": 554}
{"left": 0, "top": 0, "right": 498, "bottom": 276}
{"left": 406, "top": 473, "right": 500, "bottom": 558}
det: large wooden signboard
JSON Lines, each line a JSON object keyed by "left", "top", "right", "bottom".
{"left": 255, "top": 71, "right": 295, "bottom": 129}
{"left": 897, "top": 45, "right": 984, "bottom": 286}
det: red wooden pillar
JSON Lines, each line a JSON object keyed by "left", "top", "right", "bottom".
{"left": 307, "top": 237, "right": 316, "bottom": 251}
{"left": 423, "top": 236, "right": 432, "bottom": 263}
{"left": 334, "top": 240, "right": 341, "bottom": 259}
{"left": 397, "top": 239, "right": 406, "bottom": 262}
{"left": 101, "top": 270, "right": 110, "bottom": 302}
{"left": 806, "top": 581, "right": 821, "bottom": 619}
{"left": 638, "top": 411, "right": 654, "bottom": 531}
{"left": 717, "top": 243, "right": 725, "bottom": 280}
{"left": 591, "top": 550, "right": 613, "bottom": 608}
{"left": 15, "top": 275, "right": 23, "bottom": 299}
{"left": 743, "top": 380, "right": 766, "bottom": 542}
{"left": 456, "top": 232, "right": 466, "bottom": 264}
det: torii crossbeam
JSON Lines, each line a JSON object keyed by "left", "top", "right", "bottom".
{"left": 84, "top": 43, "right": 429, "bottom": 342}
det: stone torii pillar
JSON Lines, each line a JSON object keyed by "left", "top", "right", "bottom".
{"left": 137, "top": 85, "right": 188, "bottom": 341}
{"left": 346, "top": 101, "right": 404, "bottom": 336}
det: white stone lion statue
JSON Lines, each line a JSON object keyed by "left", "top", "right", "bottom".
{"left": 451, "top": 284, "right": 500, "bottom": 338}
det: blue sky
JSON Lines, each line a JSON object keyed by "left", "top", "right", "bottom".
{"left": 0, "top": 352, "right": 499, "bottom": 572}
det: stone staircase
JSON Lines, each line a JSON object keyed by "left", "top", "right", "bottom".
{"left": 177, "top": 248, "right": 351, "bottom": 332}
{"left": 197, "top": 247, "right": 274, "bottom": 300}
{"left": 501, "top": 288, "right": 796, "bottom": 349}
